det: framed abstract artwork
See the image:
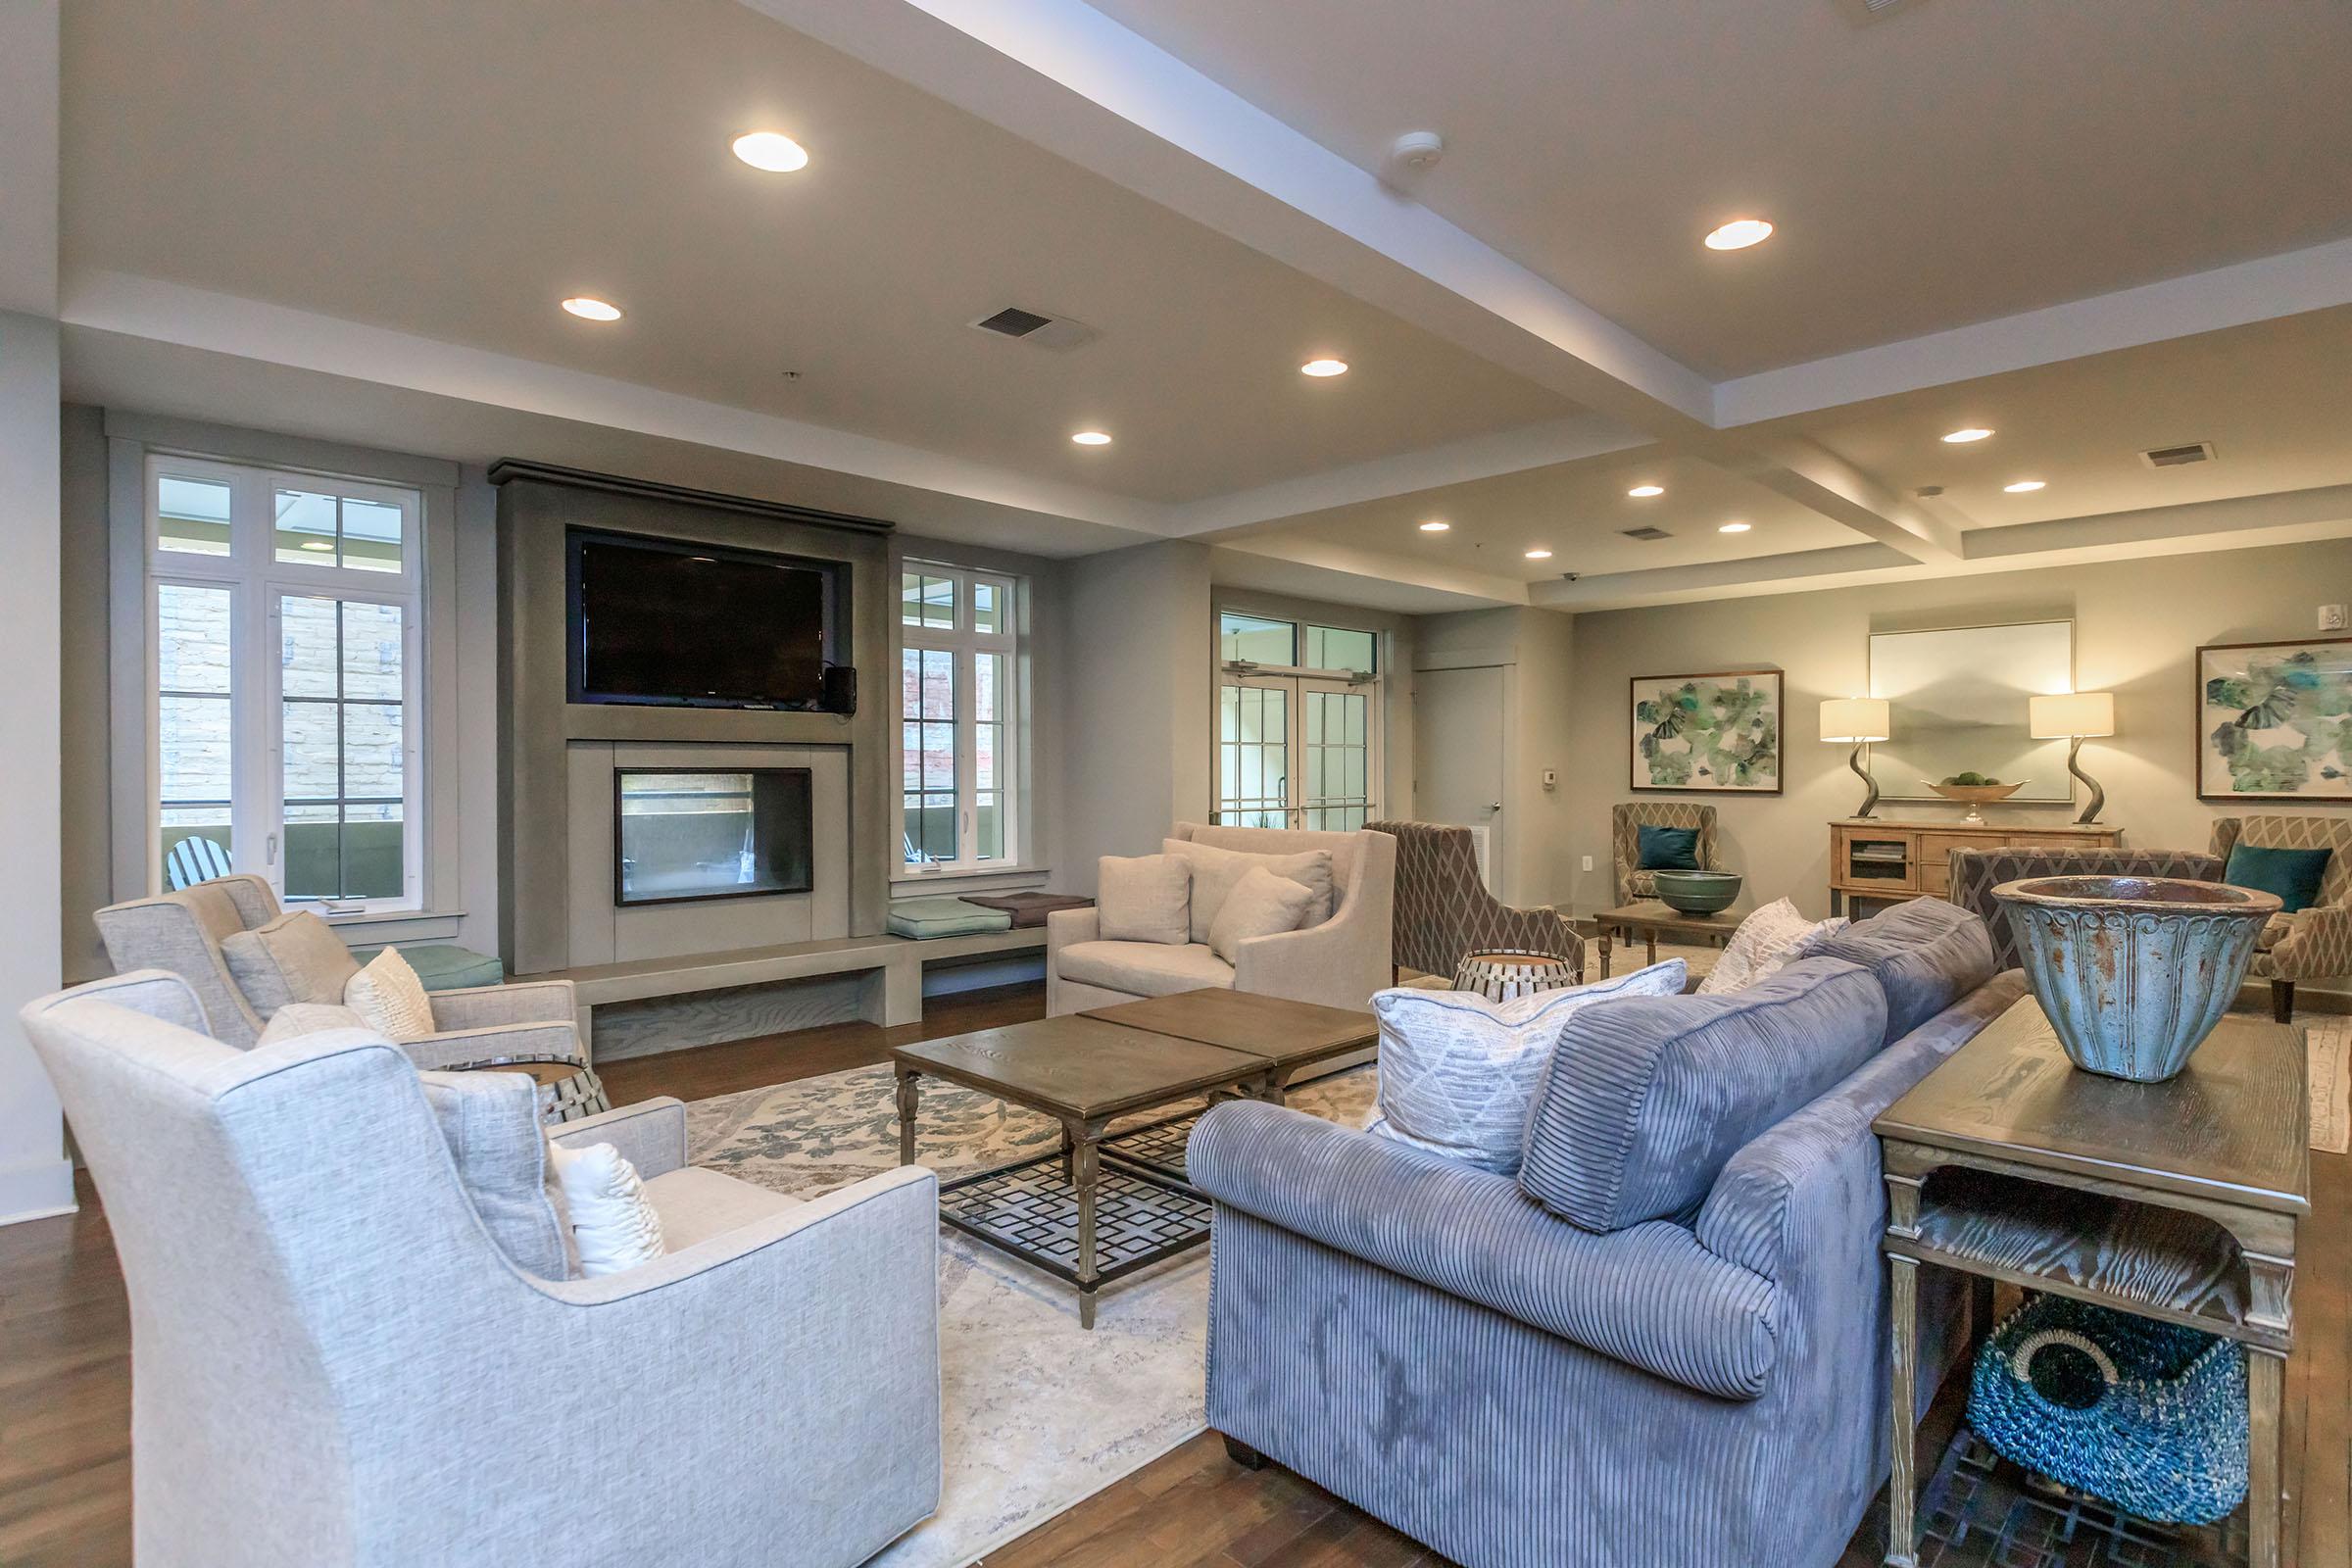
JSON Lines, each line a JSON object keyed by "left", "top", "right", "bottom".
{"left": 1868, "top": 620, "right": 2076, "bottom": 804}
{"left": 2196, "top": 636, "right": 2352, "bottom": 802}
{"left": 1629, "top": 669, "right": 1783, "bottom": 794}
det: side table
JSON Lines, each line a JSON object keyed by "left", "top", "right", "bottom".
{"left": 1873, "top": 996, "right": 2308, "bottom": 1568}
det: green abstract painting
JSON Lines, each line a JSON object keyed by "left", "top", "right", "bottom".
{"left": 2199, "top": 638, "right": 2352, "bottom": 800}
{"left": 1631, "top": 670, "right": 1783, "bottom": 794}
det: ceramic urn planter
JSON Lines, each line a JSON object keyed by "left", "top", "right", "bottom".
{"left": 1991, "top": 875, "right": 2282, "bottom": 1083}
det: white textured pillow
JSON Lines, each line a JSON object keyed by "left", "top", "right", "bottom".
{"left": 343, "top": 947, "right": 437, "bottom": 1043}
{"left": 257, "top": 1002, "right": 371, "bottom": 1046}
{"left": 1164, "top": 839, "right": 1335, "bottom": 941}
{"left": 1207, "top": 866, "right": 1315, "bottom": 963}
{"left": 1367, "top": 959, "right": 1689, "bottom": 1173}
{"left": 1696, "top": 899, "right": 1850, "bottom": 995}
{"left": 1096, "top": 853, "right": 1193, "bottom": 945}
{"left": 546, "top": 1140, "right": 666, "bottom": 1277}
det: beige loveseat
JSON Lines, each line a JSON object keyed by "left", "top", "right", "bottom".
{"left": 1047, "top": 822, "right": 1396, "bottom": 1017}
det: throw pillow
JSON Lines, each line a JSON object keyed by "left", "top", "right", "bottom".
{"left": 1163, "top": 839, "right": 1336, "bottom": 941}
{"left": 344, "top": 947, "right": 438, "bottom": 1043}
{"left": 220, "top": 909, "right": 363, "bottom": 1017}
{"left": 1366, "top": 958, "right": 1689, "bottom": 1173}
{"left": 257, "top": 1002, "right": 371, "bottom": 1046}
{"left": 1096, "top": 853, "right": 1193, "bottom": 945}
{"left": 2225, "top": 844, "right": 2332, "bottom": 914}
{"left": 1695, "top": 898, "right": 1849, "bottom": 994}
{"left": 1207, "top": 866, "right": 1315, "bottom": 962}
{"left": 417, "top": 1070, "right": 572, "bottom": 1279}
{"left": 547, "top": 1140, "right": 666, "bottom": 1277}
{"left": 1812, "top": 898, "right": 1997, "bottom": 1043}
{"left": 1636, "top": 824, "right": 1701, "bottom": 871}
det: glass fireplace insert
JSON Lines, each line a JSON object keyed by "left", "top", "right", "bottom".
{"left": 612, "top": 768, "right": 813, "bottom": 906}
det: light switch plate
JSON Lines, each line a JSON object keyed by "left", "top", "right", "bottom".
{"left": 1541, "top": 768, "right": 1558, "bottom": 790}
{"left": 2321, "top": 604, "right": 2347, "bottom": 632}
{"left": 1580, "top": 855, "right": 1594, "bottom": 872}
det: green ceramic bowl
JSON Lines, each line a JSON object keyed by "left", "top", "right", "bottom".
{"left": 1651, "top": 869, "right": 1743, "bottom": 915}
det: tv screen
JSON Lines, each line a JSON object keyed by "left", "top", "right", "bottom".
{"left": 568, "top": 531, "right": 841, "bottom": 709}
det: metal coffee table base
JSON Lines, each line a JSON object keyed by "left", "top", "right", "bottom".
{"left": 934, "top": 1150, "right": 1212, "bottom": 1326}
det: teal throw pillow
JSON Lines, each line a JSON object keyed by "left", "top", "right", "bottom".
{"left": 1637, "top": 824, "right": 1701, "bottom": 871}
{"left": 2224, "top": 844, "right": 2331, "bottom": 914}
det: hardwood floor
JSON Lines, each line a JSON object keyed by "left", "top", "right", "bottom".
{"left": 4, "top": 982, "right": 2344, "bottom": 1568}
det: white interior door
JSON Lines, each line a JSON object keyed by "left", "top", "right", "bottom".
{"left": 1415, "top": 664, "right": 1506, "bottom": 888}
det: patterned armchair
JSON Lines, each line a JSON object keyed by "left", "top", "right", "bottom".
{"left": 1610, "top": 802, "right": 1722, "bottom": 906}
{"left": 1366, "top": 820, "right": 1582, "bottom": 983}
{"left": 2214, "top": 816, "right": 2352, "bottom": 1021}
{"left": 1947, "top": 848, "right": 2226, "bottom": 971}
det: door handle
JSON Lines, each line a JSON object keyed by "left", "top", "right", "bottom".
{"left": 1488, "top": 802, "right": 1502, "bottom": 812}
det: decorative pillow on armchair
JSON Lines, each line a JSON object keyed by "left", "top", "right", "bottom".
{"left": 1695, "top": 898, "right": 1848, "bottom": 994}
{"left": 1636, "top": 823, "right": 1701, "bottom": 871}
{"left": 1367, "top": 958, "right": 1688, "bottom": 1173}
{"left": 1206, "top": 866, "right": 1315, "bottom": 962}
{"left": 220, "top": 909, "right": 363, "bottom": 1017}
{"left": 1164, "top": 839, "right": 1335, "bottom": 940}
{"left": 1096, "top": 854, "right": 1193, "bottom": 945}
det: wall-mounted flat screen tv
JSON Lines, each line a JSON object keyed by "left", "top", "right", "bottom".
{"left": 567, "top": 529, "right": 850, "bottom": 710}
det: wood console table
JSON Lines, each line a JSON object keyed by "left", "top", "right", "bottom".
{"left": 1829, "top": 817, "right": 2123, "bottom": 917}
{"left": 1875, "top": 996, "right": 2307, "bottom": 1568}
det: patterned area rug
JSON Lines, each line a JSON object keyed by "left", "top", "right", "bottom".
{"left": 689, "top": 1063, "right": 1378, "bottom": 1568}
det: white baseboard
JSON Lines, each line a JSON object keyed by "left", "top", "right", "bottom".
{"left": 0, "top": 1156, "right": 77, "bottom": 1227}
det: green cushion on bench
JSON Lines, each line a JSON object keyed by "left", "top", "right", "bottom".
{"left": 887, "top": 897, "right": 1015, "bottom": 940}
{"left": 350, "top": 943, "right": 507, "bottom": 992}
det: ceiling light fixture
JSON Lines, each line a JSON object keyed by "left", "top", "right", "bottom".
{"left": 1627, "top": 484, "right": 1665, "bottom": 498}
{"left": 1070, "top": 430, "right": 1112, "bottom": 447}
{"left": 1704, "top": 218, "right": 1774, "bottom": 251}
{"left": 1299, "top": 358, "right": 1348, "bottom": 377}
{"left": 731, "top": 131, "right": 809, "bottom": 172}
{"left": 1718, "top": 521, "right": 1751, "bottom": 533}
{"left": 1524, "top": 548, "right": 1553, "bottom": 560}
{"left": 2003, "top": 479, "right": 2046, "bottom": 493}
{"left": 1941, "top": 426, "right": 1994, "bottom": 443}
{"left": 299, "top": 540, "right": 334, "bottom": 552}
{"left": 1418, "top": 520, "right": 1450, "bottom": 532}
{"left": 561, "top": 296, "right": 623, "bottom": 321}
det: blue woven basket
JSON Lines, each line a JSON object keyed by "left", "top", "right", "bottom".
{"left": 1968, "top": 1295, "right": 2246, "bottom": 1526}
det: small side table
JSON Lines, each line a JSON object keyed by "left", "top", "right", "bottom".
{"left": 1592, "top": 898, "right": 1749, "bottom": 978}
{"left": 1874, "top": 996, "right": 2308, "bottom": 1568}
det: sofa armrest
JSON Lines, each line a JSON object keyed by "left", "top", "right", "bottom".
{"left": 428, "top": 978, "right": 576, "bottom": 1030}
{"left": 548, "top": 1097, "right": 688, "bottom": 1178}
{"left": 402, "top": 1020, "right": 582, "bottom": 1073}
{"left": 1231, "top": 887, "right": 1390, "bottom": 1010}
{"left": 1191, "top": 1100, "right": 1781, "bottom": 1400}
{"left": 1046, "top": 906, "right": 1099, "bottom": 952}
{"left": 2274, "top": 903, "right": 2352, "bottom": 980}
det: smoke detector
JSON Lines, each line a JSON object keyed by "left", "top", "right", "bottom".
{"left": 1381, "top": 131, "right": 1446, "bottom": 190}
{"left": 1832, "top": 0, "right": 1923, "bottom": 23}
{"left": 969, "top": 306, "right": 1101, "bottom": 353}
{"left": 2140, "top": 441, "right": 2217, "bottom": 469}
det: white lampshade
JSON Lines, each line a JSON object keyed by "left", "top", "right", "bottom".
{"left": 1820, "top": 697, "right": 1890, "bottom": 743}
{"left": 2030, "top": 691, "right": 2115, "bottom": 739}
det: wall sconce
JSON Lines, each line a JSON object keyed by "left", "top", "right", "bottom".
{"left": 1820, "top": 698, "right": 1892, "bottom": 819}
{"left": 2030, "top": 692, "right": 2117, "bottom": 825}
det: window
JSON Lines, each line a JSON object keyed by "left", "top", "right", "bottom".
{"left": 145, "top": 455, "right": 424, "bottom": 907}
{"left": 1214, "top": 611, "right": 1381, "bottom": 831}
{"left": 899, "top": 564, "right": 1019, "bottom": 871}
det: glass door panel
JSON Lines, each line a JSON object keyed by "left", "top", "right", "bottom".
{"left": 1216, "top": 679, "right": 1291, "bottom": 827}
{"left": 1301, "top": 682, "right": 1372, "bottom": 831}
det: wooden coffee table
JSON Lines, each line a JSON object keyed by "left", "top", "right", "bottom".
{"left": 1593, "top": 897, "right": 1751, "bottom": 977}
{"left": 892, "top": 993, "right": 1375, "bottom": 1327}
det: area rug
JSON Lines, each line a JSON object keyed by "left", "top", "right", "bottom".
{"left": 687, "top": 1063, "right": 1378, "bottom": 1568}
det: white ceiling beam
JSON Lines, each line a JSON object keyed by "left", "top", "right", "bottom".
{"left": 1963, "top": 483, "right": 2352, "bottom": 561}
{"left": 1716, "top": 237, "right": 2352, "bottom": 429}
{"left": 0, "top": 1, "right": 59, "bottom": 318}
{"left": 1528, "top": 543, "right": 1917, "bottom": 611}
{"left": 1212, "top": 536, "right": 1531, "bottom": 609}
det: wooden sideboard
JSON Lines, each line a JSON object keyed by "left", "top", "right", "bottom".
{"left": 1828, "top": 817, "right": 2123, "bottom": 916}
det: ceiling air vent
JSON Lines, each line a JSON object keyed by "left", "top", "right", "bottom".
{"left": 2140, "top": 441, "right": 2217, "bottom": 469}
{"left": 968, "top": 306, "right": 1101, "bottom": 353}
{"left": 1621, "top": 525, "right": 1673, "bottom": 541}
{"left": 1832, "top": 0, "right": 1922, "bottom": 23}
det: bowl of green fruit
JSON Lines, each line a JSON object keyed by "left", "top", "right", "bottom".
{"left": 1924, "top": 771, "right": 2026, "bottom": 822}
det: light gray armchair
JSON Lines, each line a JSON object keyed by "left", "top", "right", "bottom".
{"left": 22, "top": 970, "right": 944, "bottom": 1568}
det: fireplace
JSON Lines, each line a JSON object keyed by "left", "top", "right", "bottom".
{"left": 613, "top": 768, "right": 813, "bottom": 907}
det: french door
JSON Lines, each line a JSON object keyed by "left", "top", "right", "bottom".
{"left": 1215, "top": 674, "right": 1376, "bottom": 831}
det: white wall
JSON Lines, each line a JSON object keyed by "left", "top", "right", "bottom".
{"left": 1412, "top": 606, "right": 1579, "bottom": 908}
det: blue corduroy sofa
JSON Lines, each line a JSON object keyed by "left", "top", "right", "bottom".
{"left": 1191, "top": 898, "right": 2017, "bottom": 1568}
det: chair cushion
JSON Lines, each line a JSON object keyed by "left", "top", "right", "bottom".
{"left": 1519, "top": 957, "right": 1887, "bottom": 1232}
{"left": 1096, "top": 853, "right": 1194, "bottom": 945}
{"left": 2225, "top": 844, "right": 2332, "bottom": 914}
{"left": 1055, "top": 940, "right": 1236, "bottom": 998}
{"left": 1165, "top": 838, "right": 1336, "bottom": 940}
{"left": 886, "top": 896, "right": 1015, "bottom": 939}
{"left": 416, "top": 1068, "right": 572, "bottom": 1279}
{"left": 1637, "top": 823, "right": 1701, "bottom": 871}
{"left": 1812, "top": 897, "right": 1997, "bottom": 1042}
{"left": 1367, "top": 958, "right": 1688, "bottom": 1173}
{"left": 353, "top": 943, "right": 506, "bottom": 992}
{"left": 1207, "top": 866, "right": 1315, "bottom": 962}
{"left": 643, "top": 1166, "right": 804, "bottom": 1252}
{"left": 1695, "top": 898, "right": 1848, "bottom": 995}
{"left": 220, "top": 909, "right": 362, "bottom": 1017}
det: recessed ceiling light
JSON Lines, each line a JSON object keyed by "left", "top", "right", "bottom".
{"left": 299, "top": 540, "right": 334, "bottom": 552}
{"left": 732, "top": 131, "right": 809, "bottom": 172}
{"left": 1627, "top": 484, "right": 1665, "bottom": 498}
{"left": 1941, "top": 426, "right": 1994, "bottom": 443}
{"left": 2003, "top": 479, "right": 2046, "bottom": 493}
{"left": 1299, "top": 358, "right": 1348, "bottom": 377}
{"left": 1718, "top": 521, "right": 1751, "bottom": 533}
{"left": 1703, "top": 219, "right": 1774, "bottom": 251}
{"left": 1071, "top": 430, "right": 1112, "bottom": 447}
{"left": 561, "top": 296, "right": 622, "bottom": 321}
{"left": 1418, "top": 520, "right": 1450, "bottom": 532}
{"left": 1524, "top": 548, "right": 1553, "bottom": 560}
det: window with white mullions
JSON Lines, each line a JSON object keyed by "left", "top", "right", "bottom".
{"left": 278, "top": 595, "right": 409, "bottom": 901}
{"left": 1213, "top": 611, "right": 1381, "bottom": 830}
{"left": 898, "top": 564, "right": 1020, "bottom": 870}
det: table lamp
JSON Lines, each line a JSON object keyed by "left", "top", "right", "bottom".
{"left": 2030, "top": 691, "right": 2116, "bottom": 825}
{"left": 1821, "top": 698, "right": 1891, "bottom": 819}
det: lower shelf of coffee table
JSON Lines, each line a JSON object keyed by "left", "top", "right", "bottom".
{"left": 937, "top": 1150, "right": 1213, "bottom": 1287}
